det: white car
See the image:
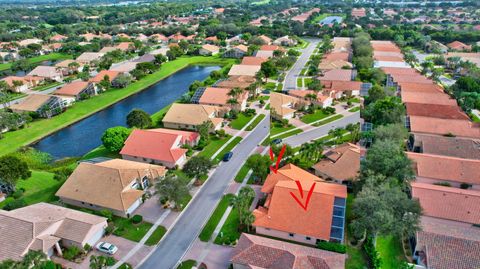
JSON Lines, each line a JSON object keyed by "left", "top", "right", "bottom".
{"left": 96, "top": 242, "right": 118, "bottom": 255}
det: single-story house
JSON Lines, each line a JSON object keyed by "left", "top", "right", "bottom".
{"left": 53, "top": 81, "right": 96, "bottom": 106}
{"left": 241, "top": 56, "right": 267, "bottom": 66}
{"left": 228, "top": 64, "right": 261, "bottom": 77}
{"left": 55, "top": 60, "right": 84, "bottom": 75}
{"left": 1, "top": 76, "right": 30, "bottom": 93}
{"left": 313, "top": 143, "right": 360, "bottom": 183}
{"left": 214, "top": 75, "right": 257, "bottom": 92}
{"left": 447, "top": 41, "right": 472, "bottom": 51}
{"left": 18, "top": 38, "right": 42, "bottom": 47}
{"left": 199, "top": 44, "right": 220, "bottom": 56}
{"left": 162, "top": 103, "right": 225, "bottom": 132}
{"left": 98, "top": 46, "right": 118, "bottom": 54}
{"left": 56, "top": 159, "right": 166, "bottom": 217}
{"left": 50, "top": 34, "right": 67, "bottom": 42}
{"left": 0, "top": 203, "right": 107, "bottom": 261}
{"left": 27, "top": 66, "right": 63, "bottom": 82}
{"left": 273, "top": 35, "right": 298, "bottom": 47}
{"left": 223, "top": 45, "right": 248, "bottom": 58}
{"left": 10, "top": 94, "right": 64, "bottom": 118}
{"left": 89, "top": 70, "right": 121, "bottom": 84}
{"left": 109, "top": 62, "right": 138, "bottom": 73}
{"left": 288, "top": 90, "right": 333, "bottom": 108}
{"left": 407, "top": 133, "right": 480, "bottom": 160}
{"left": 197, "top": 87, "right": 248, "bottom": 111}
{"left": 75, "top": 52, "right": 105, "bottom": 65}
{"left": 121, "top": 128, "right": 199, "bottom": 168}
{"left": 270, "top": 92, "right": 303, "bottom": 120}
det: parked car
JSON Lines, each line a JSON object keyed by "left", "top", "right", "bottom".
{"left": 272, "top": 138, "right": 282, "bottom": 145}
{"left": 96, "top": 242, "right": 118, "bottom": 255}
{"left": 223, "top": 151, "right": 233, "bottom": 162}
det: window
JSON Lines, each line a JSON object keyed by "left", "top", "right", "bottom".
{"left": 306, "top": 237, "right": 311, "bottom": 240}
{"left": 289, "top": 233, "right": 294, "bottom": 237}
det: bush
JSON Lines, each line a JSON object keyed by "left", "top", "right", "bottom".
{"left": 100, "top": 209, "right": 113, "bottom": 221}
{"left": 105, "top": 224, "right": 115, "bottom": 235}
{"left": 53, "top": 167, "right": 74, "bottom": 181}
{"left": 63, "top": 246, "right": 82, "bottom": 261}
{"left": 4, "top": 199, "right": 26, "bottom": 211}
{"left": 105, "top": 256, "right": 116, "bottom": 266}
{"left": 316, "top": 241, "right": 347, "bottom": 254}
{"left": 131, "top": 215, "right": 143, "bottom": 224}
{"left": 12, "top": 189, "right": 24, "bottom": 199}
{"left": 364, "top": 236, "right": 382, "bottom": 269}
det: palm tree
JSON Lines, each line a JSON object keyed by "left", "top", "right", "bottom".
{"left": 228, "top": 87, "right": 243, "bottom": 99}
{"left": 242, "top": 210, "right": 256, "bottom": 232}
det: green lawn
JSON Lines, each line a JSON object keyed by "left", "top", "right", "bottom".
{"left": 214, "top": 208, "right": 241, "bottom": 245}
{"left": 274, "top": 128, "right": 303, "bottom": 140}
{"left": 346, "top": 195, "right": 369, "bottom": 269}
{"left": 296, "top": 78, "right": 303, "bottom": 88}
{"left": 178, "top": 193, "right": 192, "bottom": 211}
{"left": 270, "top": 122, "right": 295, "bottom": 136}
{"left": 112, "top": 217, "right": 153, "bottom": 242}
{"left": 245, "top": 114, "right": 266, "bottom": 131}
{"left": 313, "top": 114, "right": 344, "bottom": 127}
{"left": 300, "top": 68, "right": 307, "bottom": 76}
{"left": 0, "top": 53, "right": 73, "bottom": 72}
{"left": 0, "top": 56, "right": 234, "bottom": 156}
{"left": 377, "top": 235, "right": 406, "bottom": 269}
{"left": 0, "top": 170, "right": 63, "bottom": 208}
{"left": 213, "top": 136, "right": 242, "bottom": 164}
{"left": 300, "top": 110, "right": 330, "bottom": 124}
{"left": 234, "top": 163, "right": 250, "bottom": 183}
{"left": 145, "top": 226, "right": 167, "bottom": 246}
{"left": 198, "top": 135, "right": 232, "bottom": 159}
{"left": 199, "top": 194, "right": 235, "bottom": 242}
{"left": 470, "top": 113, "right": 480, "bottom": 122}
{"left": 348, "top": 106, "right": 360, "bottom": 112}
{"left": 81, "top": 145, "right": 121, "bottom": 160}
{"left": 33, "top": 82, "right": 63, "bottom": 92}
{"left": 230, "top": 113, "right": 254, "bottom": 130}
{"left": 177, "top": 260, "right": 197, "bottom": 269}
{"left": 151, "top": 103, "right": 172, "bottom": 125}
{"left": 276, "top": 83, "right": 283, "bottom": 91}
{"left": 304, "top": 78, "right": 313, "bottom": 87}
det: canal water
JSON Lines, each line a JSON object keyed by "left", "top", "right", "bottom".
{"left": 33, "top": 65, "right": 220, "bottom": 159}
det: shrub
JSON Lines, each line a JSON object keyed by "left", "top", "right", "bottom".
{"left": 105, "top": 224, "right": 115, "bottom": 235}
{"left": 4, "top": 199, "right": 26, "bottom": 211}
{"left": 131, "top": 215, "right": 143, "bottom": 224}
{"left": 63, "top": 246, "right": 82, "bottom": 261}
{"left": 12, "top": 189, "right": 24, "bottom": 199}
{"left": 364, "top": 236, "right": 382, "bottom": 269}
{"left": 84, "top": 244, "right": 92, "bottom": 252}
{"left": 105, "top": 256, "right": 116, "bottom": 266}
{"left": 53, "top": 167, "right": 74, "bottom": 181}
{"left": 316, "top": 241, "right": 347, "bottom": 254}
{"left": 100, "top": 209, "right": 114, "bottom": 221}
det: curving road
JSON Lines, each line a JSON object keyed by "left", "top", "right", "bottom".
{"left": 138, "top": 114, "right": 269, "bottom": 269}
{"left": 283, "top": 38, "right": 321, "bottom": 91}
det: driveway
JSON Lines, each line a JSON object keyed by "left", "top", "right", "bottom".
{"left": 182, "top": 240, "right": 234, "bottom": 269}
{"left": 283, "top": 38, "right": 321, "bottom": 91}
{"left": 138, "top": 113, "right": 269, "bottom": 269}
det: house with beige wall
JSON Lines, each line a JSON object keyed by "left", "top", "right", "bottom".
{"left": 162, "top": 103, "right": 225, "bottom": 132}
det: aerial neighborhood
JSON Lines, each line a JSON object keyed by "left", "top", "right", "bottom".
{"left": 0, "top": 1, "right": 479, "bottom": 269}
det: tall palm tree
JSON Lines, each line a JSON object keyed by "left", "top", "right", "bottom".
{"left": 242, "top": 210, "right": 256, "bottom": 232}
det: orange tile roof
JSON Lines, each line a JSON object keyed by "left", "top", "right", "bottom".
{"left": 447, "top": 41, "right": 471, "bottom": 51}
{"left": 381, "top": 67, "right": 419, "bottom": 75}
{"left": 409, "top": 116, "right": 480, "bottom": 139}
{"left": 261, "top": 163, "right": 323, "bottom": 194}
{"left": 390, "top": 74, "right": 432, "bottom": 84}
{"left": 54, "top": 81, "right": 90, "bottom": 96}
{"left": 313, "top": 143, "right": 360, "bottom": 181}
{"left": 198, "top": 87, "right": 247, "bottom": 107}
{"left": 401, "top": 91, "right": 458, "bottom": 106}
{"left": 259, "top": 45, "right": 283, "bottom": 51}
{"left": 411, "top": 182, "right": 480, "bottom": 224}
{"left": 318, "top": 69, "right": 353, "bottom": 81}
{"left": 323, "top": 52, "right": 350, "bottom": 62}
{"left": 241, "top": 56, "right": 267, "bottom": 66}
{"left": 398, "top": 81, "right": 445, "bottom": 94}
{"left": 120, "top": 129, "right": 187, "bottom": 164}
{"left": 89, "top": 70, "right": 120, "bottom": 83}
{"left": 322, "top": 80, "right": 363, "bottom": 93}
{"left": 373, "top": 55, "right": 404, "bottom": 62}
{"left": 254, "top": 179, "right": 347, "bottom": 240}
{"left": 231, "top": 233, "right": 345, "bottom": 269}
{"left": 405, "top": 102, "right": 470, "bottom": 120}
{"left": 408, "top": 152, "right": 480, "bottom": 185}
{"left": 371, "top": 43, "right": 401, "bottom": 53}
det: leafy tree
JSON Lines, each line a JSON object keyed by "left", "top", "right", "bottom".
{"left": 182, "top": 156, "right": 213, "bottom": 179}
{"left": 197, "top": 121, "right": 213, "bottom": 142}
{"left": 112, "top": 73, "right": 132, "bottom": 88}
{"left": 154, "top": 54, "right": 167, "bottom": 65}
{"left": 155, "top": 173, "right": 190, "bottom": 210}
{"left": 245, "top": 154, "right": 271, "bottom": 183}
{"left": 126, "top": 109, "right": 152, "bottom": 129}
{"left": 373, "top": 124, "right": 408, "bottom": 143}
{"left": 0, "top": 155, "right": 31, "bottom": 190}
{"left": 0, "top": 250, "right": 58, "bottom": 269}
{"left": 230, "top": 186, "right": 255, "bottom": 231}
{"left": 101, "top": 126, "right": 131, "bottom": 152}
{"left": 362, "top": 96, "right": 405, "bottom": 125}
{"left": 260, "top": 61, "right": 277, "bottom": 81}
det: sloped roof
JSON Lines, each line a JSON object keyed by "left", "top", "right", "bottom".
{"left": 401, "top": 91, "right": 458, "bottom": 106}
{"left": 231, "top": 233, "right": 345, "bottom": 269}
{"left": 162, "top": 103, "right": 224, "bottom": 126}
{"left": 89, "top": 70, "right": 121, "bottom": 83}
{"left": 28, "top": 66, "right": 61, "bottom": 78}
{"left": 411, "top": 133, "right": 480, "bottom": 160}
{"left": 9, "top": 94, "right": 55, "bottom": 112}
{"left": 313, "top": 143, "right": 360, "bottom": 181}
{"left": 56, "top": 159, "right": 166, "bottom": 212}
{"left": 409, "top": 116, "right": 480, "bottom": 139}
{"left": 215, "top": 75, "right": 255, "bottom": 89}
{"left": 318, "top": 69, "right": 353, "bottom": 82}
{"left": 198, "top": 87, "right": 247, "bottom": 106}
{"left": 405, "top": 102, "right": 469, "bottom": 120}
{"left": 241, "top": 56, "right": 268, "bottom": 66}
{"left": 201, "top": 44, "right": 219, "bottom": 52}
{"left": 54, "top": 81, "right": 90, "bottom": 96}
{"left": 262, "top": 163, "right": 325, "bottom": 194}
{"left": 270, "top": 92, "right": 300, "bottom": 118}
{"left": 228, "top": 64, "right": 261, "bottom": 76}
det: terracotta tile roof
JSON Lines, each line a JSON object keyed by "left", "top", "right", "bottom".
{"left": 201, "top": 44, "right": 219, "bottom": 53}
{"left": 1, "top": 76, "right": 30, "bottom": 87}
{"left": 416, "top": 217, "right": 480, "bottom": 269}
{"left": 198, "top": 87, "right": 247, "bottom": 107}
{"left": 120, "top": 129, "right": 191, "bottom": 164}
{"left": 234, "top": 45, "right": 249, "bottom": 53}
{"left": 148, "top": 128, "right": 199, "bottom": 143}
{"left": 401, "top": 91, "right": 458, "bottom": 106}
{"left": 262, "top": 163, "right": 325, "bottom": 193}
{"left": 410, "top": 134, "right": 480, "bottom": 160}
{"left": 54, "top": 81, "right": 90, "bottom": 96}
{"left": 398, "top": 81, "right": 445, "bottom": 94}
{"left": 322, "top": 80, "right": 363, "bottom": 93}
{"left": 373, "top": 54, "right": 404, "bottom": 62}
{"left": 89, "top": 70, "right": 121, "bottom": 83}
{"left": 55, "top": 59, "right": 81, "bottom": 68}
{"left": 0, "top": 203, "right": 106, "bottom": 261}
{"left": 215, "top": 75, "right": 255, "bottom": 89}
{"left": 27, "top": 66, "right": 61, "bottom": 78}
{"left": 254, "top": 178, "right": 347, "bottom": 240}
{"left": 259, "top": 45, "right": 283, "bottom": 51}
{"left": 318, "top": 60, "right": 352, "bottom": 70}
{"left": 405, "top": 102, "right": 470, "bottom": 120}
{"left": 270, "top": 92, "right": 301, "bottom": 119}
{"left": 313, "top": 143, "right": 360, "bottom": 181}
{"left": 99, "top": 46, "right": 117, "bottom": 53}
{"left": 205, "top": 36, "right": 218, "bottom": 42}
{"left": 231, "top": 233, "right": 345, "bottom": 269}
{"left": 258, "top": 35, "right": 272, "bottom": 44}
{"left": 162, "top": 103, "right": 224, "bottom": 126}
{"left": 56, "top": 159, "right": 166, "bottom": 212}
{"left": 228, "top": 64, "right": 261, "bottom": 77}
{"left": 351, "top": 8, "right": 366, "bottom": 17}
{"left": 447, "top": 41, "right": 471, "bottom": 51}
{"left": 50, "top": 34, "right": 67, "bottom": 41}
{"left": 371, "top": 41, "right": 401, "bottom": 53}
{"left": 76, "top": 52, "right": 104, "bottom": 63}
{"left": 411, "top": 182, "right": 480, "bottom": 224}
{"left": 110, "top": 62, "right": 138, "bottom": 72}
{"left": 381, "top": 67, "right": 418, "bottom": 75}
{"left": 407, "top": 152, "right": 480, "bottom": 185}
{"left": 389, "top": 74, "right": 432, "bottom": 84}
{"left": 9, "top": 94, "right": 56, "bottom": 112}
{"left": 323, "top": 52, "right": 350, "bottom": 62}
{"left": 241, "top": 56, "right": 268, "bottom": 66}
{"left": 288, "top": 90, "right": 332, "bottom": 104}
{"left": 318, "top": 69, "right": 353, "bottom": 81}
{"left": 409, "top": 116, "right": 480, "bottom": 139}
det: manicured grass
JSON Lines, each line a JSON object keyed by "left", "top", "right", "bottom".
{"left": 270, "top": 122, "right": 295, "bottom": 136}
{"left": 348, "top": 106, "right": 360, "bottom": 112}
{"left": 2, "top": 92, "right": 26, "bottom": 103}
{"left": 296, "top": 78, "right": 303, "bottom": 88}
{"left": 0, "top": 56, "right": 234, "bottom": 156}
{"left": 470, "top": 112, "right": 480, "bottom": 122}
{"left": 245, "top": 114, "right": 266, "bottom": 131}
{"left": 257, "top": 95, "right": 270, "bottom": 101}
{"left": 304, "top": 78, "right": 313, "bottom": 87}
{"left": 0, "top": 170, "right": 63, "bottom": 208}
{"left": 213, "top": 136, "right": 242, "bottom": 164}
{"left": 345, "top": 195, "right": 369, "bottom": 269}
{"left": 300, "top": 68, "right": 307, "bottom": 76}
{"left": 199, "top": 194, "right": 235, "bottom": 242}
{"left": 112, "top": 217, "right": 153, "bottom": 242}
{"left": 264, "top": 82, "right": 276, "bottom": 90}
{"left": 81, "top": 145, "right": 121, "bottom": 160}
{"left": 177, "top": 260, "right": 197, "bottom": 269}
{"left": 0, "top": 53, "right": 73, "bottom": 71}
{"left": 178, "top": 193, "right": 192, "bottom": 211}
{"left": 276, "top": 83, "right": 283, "bottom": 91}
{"left": 230, "top": 113, "right": 254, "bottom": 130}
{"left": 145, "top": 226, "right": 167, "bottom": 246}
{"left": 376, "top": 235, "right": 406, "bottom": 269}
{"left": 313, "top": 114, "right": 344, "bottom": 127}
{"left": 274, "top": 128, "right": 303, "bottom": 140}
{"left": 300, "top": 110, "right": 330, "bottom": 124}
{"left": 265, "top": 104, "right": 270, "bottom": 110}
{"left": 234, "top": 163, "right": 250, "bottom": 183}
{"left": 198, "top": 135, "right": 232, "bottom": 159}
{"left": 33, "top": 82, "right": 63, "bottom": 92}
{"left": 151, "top": 103, "right": 173, "bottom": 126}
{"left": 214, "top": 208, "right": 241, "bottom": 245}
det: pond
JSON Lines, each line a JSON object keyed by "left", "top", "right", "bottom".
{"left": 33, "top": 65, "right": 220, "bottom": 159}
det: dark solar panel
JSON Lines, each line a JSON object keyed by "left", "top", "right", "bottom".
{"left": 329, "top": 227, "right": 343, "bottom": 241}
{"left": 190, "top": 87, "right": 206, "bottom": 104}
{"left": 334, "top": 197, "right": 346, "bottom": 207}
{"left": 332, "top": 216, "right": 344, "bottom": 227}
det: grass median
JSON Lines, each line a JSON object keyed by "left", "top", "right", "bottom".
{"left": 199, "top": 194, "right": 235, "bottom": 242}
{"left": 0, "top": 56, "right": 234, "bottom": 156}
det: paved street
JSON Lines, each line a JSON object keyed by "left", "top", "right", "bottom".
{"left": 283, "top": 111, "right": 360, "bottom": 147}
{"left": 283, "top": 38, "right": 321, "bottom": 91}
{"left": 138, "top": 114, "right": 269, "bottom": 269}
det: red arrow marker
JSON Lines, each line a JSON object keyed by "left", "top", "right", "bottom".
{"left": 269, "top": 144, "right": 286, "bottom": 174}
{"left": 289, "top": 180, "right": 316, "bottom": 211}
